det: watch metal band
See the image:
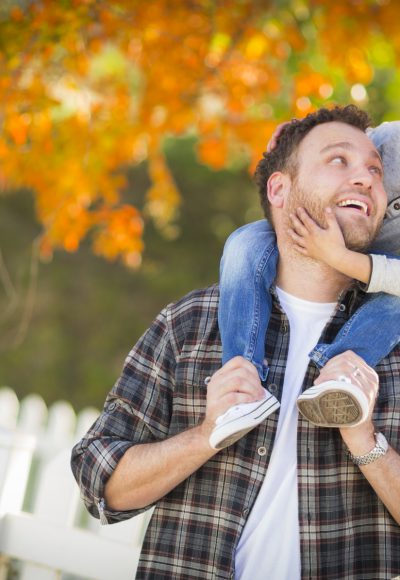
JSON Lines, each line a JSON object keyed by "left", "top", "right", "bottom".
{"left": 348, "top": 432, "right": 389, "bottom": 466}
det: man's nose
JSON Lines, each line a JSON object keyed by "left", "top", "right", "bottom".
{"left": 349, "top": 166, "right": 372, "bottom": 189}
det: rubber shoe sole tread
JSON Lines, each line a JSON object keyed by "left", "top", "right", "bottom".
{"left": 296, "top": 380, "right": 369, "bottom": 428}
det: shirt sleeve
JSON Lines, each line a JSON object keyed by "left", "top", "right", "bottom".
{"left": 70, "top": 306, "right": 176, "bottom": 524}
{"left": 366, "top": 254, "right": 400, "bottom": 296}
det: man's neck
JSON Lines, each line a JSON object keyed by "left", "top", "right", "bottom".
{"left": 275, "top": 250, "right": 352, "bottom": 303}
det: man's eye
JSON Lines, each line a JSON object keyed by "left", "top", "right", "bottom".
{"left": 330, "top": 156, "right": 346, "bottom": 165}
{"left": 370, "top": 166, "right": 383, "bottom": 176}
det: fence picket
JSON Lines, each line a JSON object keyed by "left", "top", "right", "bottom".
{"left": 0, "top": 388, "right": 149, "bottom": 579}
{"left": 18, "top": 394, "right": 47, "bottom": 434}
{"left": 0, "top": 387, "right": 19, "bottom": 430}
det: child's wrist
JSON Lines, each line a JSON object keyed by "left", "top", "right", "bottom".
{"left": 324, "top": 246, "right": 349, "bottom": 271}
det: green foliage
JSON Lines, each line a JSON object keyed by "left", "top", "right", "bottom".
{"left": 0, "top": 138, "right": 257, "bottom": 409}
{"left": 2, "top": 1, "right": 400, "bottom": 408}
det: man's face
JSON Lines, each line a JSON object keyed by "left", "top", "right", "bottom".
{"left": 286, "top": 122, "right": 387, "bottom": 251}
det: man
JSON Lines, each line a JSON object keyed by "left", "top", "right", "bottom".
{"left": 71, "top": 105, "right": 400, "bottom": 579}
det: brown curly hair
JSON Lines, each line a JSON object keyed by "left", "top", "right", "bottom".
{"left": 255, "top": 105, "right": 371, "bottom": 221}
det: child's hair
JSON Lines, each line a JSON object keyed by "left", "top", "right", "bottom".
{"left": 255, "top": 105, "right": 371, "bottom": 221}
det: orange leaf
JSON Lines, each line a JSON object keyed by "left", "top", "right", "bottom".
{"left": 197, "top": 138, "right": 228, "bottom": 170}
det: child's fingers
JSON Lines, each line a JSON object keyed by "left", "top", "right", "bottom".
{"left": 266, "top": 121, "right": 290, "bottom": 151}
{"left": 287, "top": 228, "right": 307, "bottom": 248}
{"left": 324, "top": 207, "right": 341, "bottom": 229}
{"left": 291, "top": 242, "right": 309, "bottom": 255}
{"left": 295, "top": 207, "right": 321, "bottom": 232}
{"left": 289, "top": 212, "right": 309, "bottom": 236}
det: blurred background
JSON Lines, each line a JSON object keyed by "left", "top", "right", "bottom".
{"left": 1, "top": 0, "right": 400, "bottom": 411}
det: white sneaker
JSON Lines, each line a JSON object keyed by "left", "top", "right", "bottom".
{"left": 296, "top": 379, "right": 369, "bottom": 428}
{"left": 209, "top": 390, "right": 280, "bottom": 450}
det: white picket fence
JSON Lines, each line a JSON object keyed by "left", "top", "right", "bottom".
{"left": 0, "top": 387, "right": 152, "bottom": 580}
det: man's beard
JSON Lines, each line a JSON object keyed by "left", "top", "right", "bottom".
{"left": 286, "top": 178, "right": 382, "bottom": 252}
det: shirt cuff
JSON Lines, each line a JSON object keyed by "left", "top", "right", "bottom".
{"left": 365, "top": 254, "right": 384, "bottom": 293}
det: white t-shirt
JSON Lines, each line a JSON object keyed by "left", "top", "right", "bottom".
{"left": 235, "top": 287, "right": 336, "bottom": 580}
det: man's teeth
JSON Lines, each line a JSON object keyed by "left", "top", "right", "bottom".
{"left": 337, "top": 199, "right": 368, "bottom": 215}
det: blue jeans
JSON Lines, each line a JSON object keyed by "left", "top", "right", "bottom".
{"left": 219, "top": 220, "right": 278, "bottom": 381}
{"left": 218, "top": 220, "right": 400, "bottom": 379}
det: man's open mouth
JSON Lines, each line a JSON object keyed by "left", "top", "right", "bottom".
{"left": 336, "top": 199, "right": 369, "bottom": 216}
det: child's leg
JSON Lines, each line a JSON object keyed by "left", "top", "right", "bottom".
{"left": 211, "top": 220, "right": 279, "bottom": 450}
{"left": 218, "top": 219, "right": 278, "bottom": 382}
{"left": 298, "top": 292, "right": 400, "bottom": 428}
{"left": 309, "top": 292, "right": 400, "bottom": 369}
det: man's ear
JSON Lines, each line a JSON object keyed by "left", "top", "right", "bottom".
{"left": 267, "top": 172, "right": 291, "bottom": 208}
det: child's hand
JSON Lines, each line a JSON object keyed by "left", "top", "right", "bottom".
{"left": 288, "top": 207, "right": 346, "bottom": 266}
{"left": 267, "top": 121, "right": 291, "bottom": 151}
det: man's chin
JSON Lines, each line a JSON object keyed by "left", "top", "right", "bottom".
{"left": 338, "top": 215, "right": 381, "bottom": 252}
{"left": 342, "top": 228, "right": 375, "bottom": 252}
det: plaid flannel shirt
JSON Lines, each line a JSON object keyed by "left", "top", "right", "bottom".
{"left": 71, "top": 284, "right": 400, "bottom": 579}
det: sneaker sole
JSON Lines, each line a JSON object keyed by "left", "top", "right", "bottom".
{"left": 209, "top": 397, "right": 280, "bottom": 450}
{"left": 297, "top": 388, "right": 367, "bottom": 428}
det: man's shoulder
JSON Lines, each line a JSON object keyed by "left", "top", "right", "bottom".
{"left": 163, "top": 284, "right": 220, "bottom": 352}
{"left": 167, "top": 284, "right": 219, "bottom": 318}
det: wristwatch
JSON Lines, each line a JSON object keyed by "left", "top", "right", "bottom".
{"left": 348, "top": 432, "right": 389, "bottom": 466}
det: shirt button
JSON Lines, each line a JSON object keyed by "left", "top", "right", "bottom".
{"left": 257, "top": 446, "right": 267, "bottom": 456}
{"left": 394, "top": 202, "right": 400, "bottom": 211}
{"left": 269, "top": 383, "right": 277, "bottom": 394}
{"left": 204, "top": 376, "right": 211, "bottom": 386}
{"left": 242, "top": 507, "right": 249, "bottom": 517}
{"left": 108, "top": 402, "right": 116, "bottom": 412}
{"left": 338, "top": 303, "right": 346, "bottom": 312}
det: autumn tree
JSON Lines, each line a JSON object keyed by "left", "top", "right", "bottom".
{"left": 1, "top": 0, "right": 400, "bottom": 266}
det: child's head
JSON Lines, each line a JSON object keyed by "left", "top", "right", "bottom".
{"left": 368, "top": 121, "right": 400, "bottom": 253}
{"left": 368, "top": 122, "right": 400, "bottom": 205}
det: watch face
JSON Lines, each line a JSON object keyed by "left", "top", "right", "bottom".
{"left": 376, "top": 432, "right": 389, "bottom": 452}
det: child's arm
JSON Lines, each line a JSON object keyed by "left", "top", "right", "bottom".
{"left": 288, "top": 206, "right": 372, "bottom": 284}
{"left": 288, "top": 207, "right": 400, "bottom": 297}
{"left": 368, "top": 254, "right": 400, "bottom": 296}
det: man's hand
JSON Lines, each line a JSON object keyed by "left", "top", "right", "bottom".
{"left": 316, "top": 350, "right": 400, "bottom": 525}
{"left": 105, "top": 356, "right": 265, "bottom": 510}
{"left": 200, "top": 356, "right": 265, "bottom": 441}
{"left": 315, "top": 350, "right": 379, "bottom": 452}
